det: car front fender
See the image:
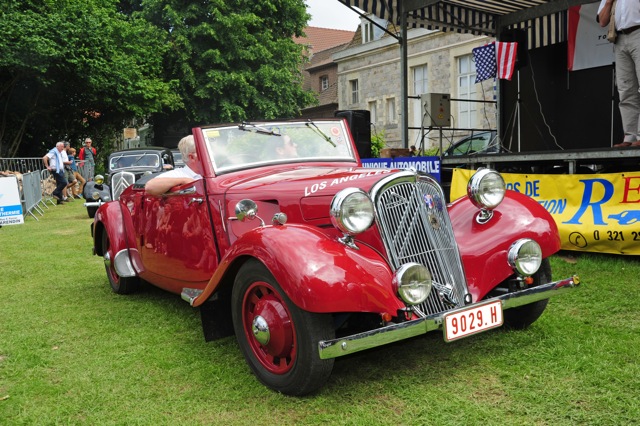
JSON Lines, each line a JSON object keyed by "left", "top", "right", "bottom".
{"left": 192, "top": 224, "right": 405, "bottom": 315}
{"left": 93, "top": 201, "right": 141, "bottom": 273}
{"left": 448, "top": 190, "right": 561, "bottom": 301}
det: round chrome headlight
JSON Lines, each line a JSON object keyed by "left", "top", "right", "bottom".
{"left": 393, "top": 263, "right": 432, "bottom": 305}
{"left": 330, "top": 188, "right": 374, "bottom": 235}
{"left": 508, "top": 238, "right": 542, "bottom": 276}
{"left": 94, "top": 174, "right": 105, "bottom": 185}
{"left": 91, "top": 191, "right": 101, "bottom": 200}
{"left": 467, "top": 169, "right": 505, "bottom": 210}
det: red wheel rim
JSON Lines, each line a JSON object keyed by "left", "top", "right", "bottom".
{"left": 242, "top": 281, "right": 296, "bottom": 374}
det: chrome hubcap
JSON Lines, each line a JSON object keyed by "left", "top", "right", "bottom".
{"left": 252, "top": 315, "right": 270, "bottom": 345}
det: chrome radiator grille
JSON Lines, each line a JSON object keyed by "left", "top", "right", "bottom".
{"left": 371, "top": 172, "right": 468, "bottom": 317}
{"left": 111, "top": 172, "right": 135, "bottom": 201}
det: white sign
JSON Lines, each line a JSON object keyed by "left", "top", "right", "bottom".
{"left": 0, "top": 176, "right": 24, "bottom": 226}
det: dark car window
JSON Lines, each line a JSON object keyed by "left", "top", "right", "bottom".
{"left": 445, "top": 132, "right": 497, "bottom": 156}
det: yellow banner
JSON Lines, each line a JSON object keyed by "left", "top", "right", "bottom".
{"left": 451, "top": 169, "right": 640, "bottom": 255}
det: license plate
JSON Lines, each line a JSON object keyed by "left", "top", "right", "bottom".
{"left": 443, "top": 300, "right": 503, "bottom": 342}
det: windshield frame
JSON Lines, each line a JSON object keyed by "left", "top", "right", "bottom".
{"left": 200, "top": 120, "right": 358, "bottom": 174}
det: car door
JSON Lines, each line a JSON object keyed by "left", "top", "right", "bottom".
{"left": 140, "top": 179, "right": 217, "bottom": 288}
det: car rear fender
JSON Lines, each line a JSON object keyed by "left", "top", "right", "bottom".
{"left": 448, "top": 190, "right": 561, "bottom": 301}
{"left": 192, "top": 224, "right": 405, "bottom": 315}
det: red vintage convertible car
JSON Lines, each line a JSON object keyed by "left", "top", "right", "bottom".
{"left": 90, "top": 119, "right": 579, "bottom": 395}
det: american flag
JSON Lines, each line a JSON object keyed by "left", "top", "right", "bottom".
{"left": 472, "top": 42, "right": 519, "bottom": 83}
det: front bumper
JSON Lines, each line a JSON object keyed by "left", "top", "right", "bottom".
{"left": 318, "top": 276, "right": 580, "bottom": 359}
{"left": 84, "top": 200, "right": 106, "bottom": 208}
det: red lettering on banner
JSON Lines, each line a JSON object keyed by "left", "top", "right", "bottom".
{"left": 621, "top": 176, "right": 640, "bottom": 203}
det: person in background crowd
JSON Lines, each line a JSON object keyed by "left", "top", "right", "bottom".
{"left": 409, "top": 145, "right": 419, "bottom": 156}
{"left": 145, "top": 135, "right": 203, "bottom": 196}
{"left": 598, "top": 0, "right": 640, "bottom": 147}
{"left": 68, "top": 147, "right": 86, "bottom": 198}
{"left": 42, "top": 141, "right": 71, "bottom": 205}
{"left": 78, "top": 137, "right": 97, "bottom": 180}
{"left": 63, "top": 142, "right": 78, "bottom": 201}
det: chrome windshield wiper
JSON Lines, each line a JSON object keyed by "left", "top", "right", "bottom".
{"left": 238, "top": 122, "right": 281, "bottom": 136}
{"left": 305, "top": 120, "right": 336, "bottom": 147}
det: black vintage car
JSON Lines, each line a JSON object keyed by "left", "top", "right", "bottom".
{"left": 83, "top": 147, "right": 174, "bottom": 218}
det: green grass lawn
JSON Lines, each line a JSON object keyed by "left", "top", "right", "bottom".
{"left": 1, "top": 199, "right": 638, "bottom": 425}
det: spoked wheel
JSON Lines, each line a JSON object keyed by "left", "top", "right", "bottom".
{"left": 503, "top": 258, "right": 551, "bottom": 329}
{"left": 101, "top": 232, "right": 139, "bottom": 294}
{"left": 232, "top": 259, "right": 335, "bottom": 396}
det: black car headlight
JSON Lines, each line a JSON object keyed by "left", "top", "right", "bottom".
{"left": 330, "top": 188, "right": 374, "bottom": 235}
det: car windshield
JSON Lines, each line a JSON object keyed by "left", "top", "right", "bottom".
{"left": 201, "top": 120, "right": 356, "bottom": 173}
{"left": 109, "top": 153, "right": 160, "bottom": 171}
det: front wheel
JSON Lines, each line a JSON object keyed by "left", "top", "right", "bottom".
{"left": 231, "top": 259, "right": 335, "bottom": 396}
{"left": 101, "top": 232, "right": 139, "bottom": 294}
{"left": 502, "top": 258, "right": 551, "bottom": 329}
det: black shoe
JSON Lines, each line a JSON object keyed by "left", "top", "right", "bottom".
{"left": 52, "top": 194, "right": 61, "bottom": 201}
{"left": 57, "top": 200, "right": 63, "bottom": 205}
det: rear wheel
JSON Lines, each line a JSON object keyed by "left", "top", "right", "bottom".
{"left": 231, "top": 259, "right": 335, "bottom": 395}
{"left": 502, "top": 258, "right": 551, "bottom": 329}
{"left": 101, "top": 232, "right": 139, "bottom": 294}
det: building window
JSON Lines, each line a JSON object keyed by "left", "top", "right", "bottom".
{"left": 386, "top": 97, "right": 396, "bottom": 123}
{"left": 362, "top": 21, "right": 374, "bottom": 43}
{"left": 412, "top": 65, "right": 428, "bottom": 96}
{"left": 458, "top": 54, "right": 477, "bottom": 128}
{"left": 350, "top": 79, "right": 359, "bottom": 104}
{"left": 320, "top": 75, "right": 329, "bottom": 91}
{"left": 368, "top": 100, "right": 377, "bottom": 123}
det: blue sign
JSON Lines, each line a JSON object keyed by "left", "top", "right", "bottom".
{"left": 361, "top": 156, "right": 441, "bottom": 182}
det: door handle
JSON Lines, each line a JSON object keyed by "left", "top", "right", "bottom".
{"left": 188, "top": 198, "right": 204, "bottom": 206}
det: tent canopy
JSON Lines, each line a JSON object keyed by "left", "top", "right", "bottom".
{"left": 338, "top": 0, "right": 596, "bottom": 48}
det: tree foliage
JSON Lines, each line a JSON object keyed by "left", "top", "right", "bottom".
{"left": 0, "top": 0, "right": 315, "bottom": 157}
{"left": 136, "top": 0, "right": 315, "bottom": 138}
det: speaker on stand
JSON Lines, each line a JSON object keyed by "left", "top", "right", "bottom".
{"left": 335, "top": 110, "right": 371, "bottom": 159}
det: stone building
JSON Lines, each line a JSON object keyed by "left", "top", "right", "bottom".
{"left": 334, "top": 18, "right": 498, "bottom": 152}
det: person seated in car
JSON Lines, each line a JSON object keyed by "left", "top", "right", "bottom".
{"left": 145, "top": 135, "right": 203, "bottom": 196}
{"left": 263, "top": 134, "right": 298, "bottom": 160}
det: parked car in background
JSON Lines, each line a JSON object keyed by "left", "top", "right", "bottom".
{"left": 90, "top": 119, "right": 579, "bottom": 395}
{"left": 83, "top": 147, "right": 174, "bottom": 218}
{"left": 171, "top": 149, "right": 184, "bottom": 168}
{"left": 442, "top": 130, "right": 502, "bottom": 157}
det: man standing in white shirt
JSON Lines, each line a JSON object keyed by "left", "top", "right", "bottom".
{"left": 598, "top": 0, "right": 640, "bottom": 147}
{"left": 42, "top": 141, "right": 72, "bottom": 204}
{"left": 145, "top": 135, "right": 203, "bottom": 196}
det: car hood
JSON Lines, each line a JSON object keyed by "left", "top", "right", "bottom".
{"left": 223, "top": 166, "right": 395, "bottom": 222}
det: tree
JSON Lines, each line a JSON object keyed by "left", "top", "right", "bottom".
{"left": 0, "top": 0, "right": 179, "bottom": 157}
{"left": 135, "top": 0, "right": 316, "bottom": 141}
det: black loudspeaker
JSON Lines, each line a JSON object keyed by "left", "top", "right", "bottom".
{"left": 335, "top": 109, "right": 371, "bottom": 159}
{"left": 500, "top": 28, "right": 528, "bottom": 69}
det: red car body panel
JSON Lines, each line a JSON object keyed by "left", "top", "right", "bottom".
{"left": 448, "top": 190, "right": 561, "bottom": 302}
{"left": 93, "top": 120, "right": 562, "bottom": 324}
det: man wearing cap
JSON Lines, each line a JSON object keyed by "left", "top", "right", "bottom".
{"left": 598, "top": 0, "right": 640, "bottom": 147}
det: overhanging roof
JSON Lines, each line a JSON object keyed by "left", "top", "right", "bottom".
{"left": 338, "top": 0, "right": 596, "bottom": 48}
